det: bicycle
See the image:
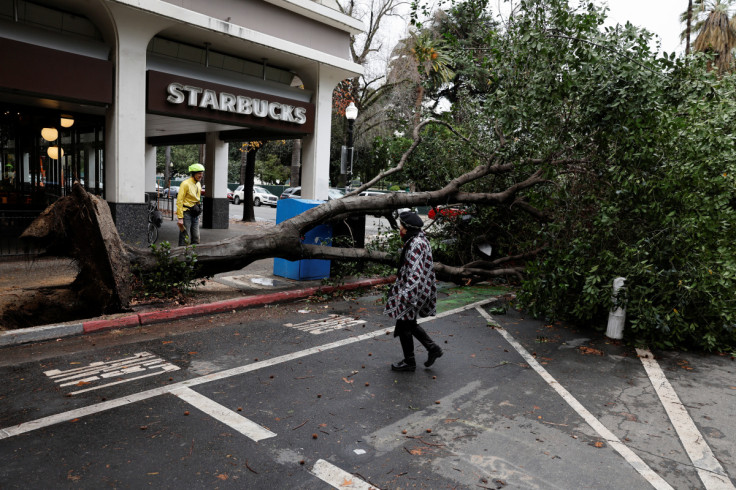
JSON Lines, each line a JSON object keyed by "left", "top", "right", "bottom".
{"left": 147, "top": 196, "right": 163, "bottom": 244}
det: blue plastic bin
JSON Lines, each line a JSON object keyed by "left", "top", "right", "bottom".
{"left": 273, "top": 198, "right": 332, "bottom": 280}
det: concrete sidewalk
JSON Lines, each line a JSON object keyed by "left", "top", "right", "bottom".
{"left": 0, "top": 217, "right": 406, "bottom": 347}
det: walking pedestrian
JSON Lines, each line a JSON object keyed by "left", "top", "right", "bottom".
{"left": 385, "top": 211, "right": 442, "bottom": 371}
{"left": 176, "top": 163, "right": 204, "bottom": 246}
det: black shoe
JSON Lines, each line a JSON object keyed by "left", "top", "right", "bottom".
{"left": 424, "top": 348, "right": 443, "bottom": 367}
{"left": 391, "top": 360, "right": 416, "bottom": 372}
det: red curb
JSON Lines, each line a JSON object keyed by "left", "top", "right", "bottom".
{"left": 83, "top": 314, "right": 141, "bottom": 333}
{"left": 138, "top": 277, "right": 395, "bottom": 327}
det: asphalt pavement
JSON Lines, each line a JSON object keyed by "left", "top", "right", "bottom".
{"left": 1, "top": 204, "right": 735, "bottom": 488}
{"left": 0, "top": 286, "right": 734, "bottom": 489}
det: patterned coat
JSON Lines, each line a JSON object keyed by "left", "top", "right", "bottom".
{"left": 384, "top": 232, "right": 437, "bottom": 320}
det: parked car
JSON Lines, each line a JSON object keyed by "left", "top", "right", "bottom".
{"left": 359, "top": 190, "right": 384, "bottom": 197}
{"left": 163, "top": 186, "right": 179, "bottom": 198}
{"left": 253, "top": 186, "right": 278, "bottom": 206}
{"left": 328, "top": 188, "right": 345, "bottom": 200}
{"left": 428, "top": 204, "right": 469, "bottom": 220}
{"left": 279, "top": 187, "right": 345, "bottom": 201}
{"left": 279, "top": 186, "right": 301, "bottom": 200}
{"left": 230, "top": 185, "right": 278, "bottom": 206}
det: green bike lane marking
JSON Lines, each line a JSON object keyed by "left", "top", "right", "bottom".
{"left": 436, "top": 284, "right": 511, "bottom": 313}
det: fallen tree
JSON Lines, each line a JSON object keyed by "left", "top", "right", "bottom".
{"left": 2, "top": 118, "right": 549, "bottom": 328}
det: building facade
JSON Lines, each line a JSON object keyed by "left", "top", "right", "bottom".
{"left": 0, "top": 0, "right": 362, "bottom": 244}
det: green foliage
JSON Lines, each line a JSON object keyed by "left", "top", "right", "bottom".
{"left": 156, "top": 145, "right": 201, "bottom": 176}
{"left": 256, "top": 153, "right": 290, "bottom": 184}
{"left": 132, "top": 241, "right": 201, "bottom": 299}
{"left": 488, "top": 0, "right": 736, "bottom": 351}
{"left": 392, "top": 0, "right": 736, "bottom": 351}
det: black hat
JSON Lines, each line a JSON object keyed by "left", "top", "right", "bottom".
{"left": 399, "top": 211, "right": 423, "bottom": 230}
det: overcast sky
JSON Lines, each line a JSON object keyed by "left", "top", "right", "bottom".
{"left": 602, "top": 0, "right": 684, "bottom": 55}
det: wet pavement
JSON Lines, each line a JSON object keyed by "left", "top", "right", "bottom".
{"left": 0, "top": 289, "right": 733, "bottom": 489}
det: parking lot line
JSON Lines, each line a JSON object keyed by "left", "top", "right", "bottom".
{"left": 171, "top": 386, "right": 276, "bottom": 442}
{"left": 636, "top": 348, "right": 735, "bottom": 489}
{"left": 311, "top": 459, "right": 377, "bottom": 489}
{"left": 0, "top": 299, "right": 497, "bottom": 441}
{"left": 477, "top": 307, "right": 674, "bottom": 490}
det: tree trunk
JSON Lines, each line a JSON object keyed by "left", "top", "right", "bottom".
{"left": 164, "top": 146, "right": 171, "bottom": 190}
{"left": 239, "top": 144, "right": 247, "bottom": 185}
{"left": 686, "top": 0, "right": 693, "bottom": 56}
{"left": 3, "top": 183, "right": 133, "bottom": 327}
{"left": 241, "top": 147, "right": 257, "bottom": 222}
{"left": 290, "top": 139, "right": 301, "bottom": 186}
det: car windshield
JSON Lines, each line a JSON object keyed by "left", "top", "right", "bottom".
{"left": 254, "top": 187, "right": 272, "bottom": 194}
{"left": 328, "top": 189, "right": 345, "bottom": 199}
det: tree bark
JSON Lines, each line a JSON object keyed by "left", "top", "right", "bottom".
{"left": 290, "top": 139, "right": 302, "bottom": 186}
{"left": 686, "top": 0, "right": 693, "bottom": 56}
{"left": 241, "top": 147, "right": 257, "bottom": 222}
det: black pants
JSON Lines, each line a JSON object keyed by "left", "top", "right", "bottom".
{"left": 395, "top": 318, "right": 439, "bottom": 364}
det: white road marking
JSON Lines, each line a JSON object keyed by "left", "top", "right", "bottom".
{"left": 285, "top": 315, "right": 366, "bottom": 335}
{"left": 310, "top": 459, "right": 377, "bottom": 489}
{"left": 44, "top": 351, "right": 180, "bottom": 394}
{"left": 0, "top": 299, "right": 497, "bottom": 441}
{"left": 171, "top": 387, "right": 276, "bottom": 442}
{"left": 44, "top": 352, "right": 157, "bottom": 379}
{"left": 68, "top": 371, "right": 179, "bottom": 395}
{"left": 636, "top": 348, "right": 735, "bottom": 489}
{"left": 477, "top": 307, "right": 674, "bottom": 490}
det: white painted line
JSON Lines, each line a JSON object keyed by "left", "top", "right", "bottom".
{"left": 171, "top": 387, "right": 276, "bottom": 442}
{"left": 477, "top": 307, "right": 674, "bottom": 490}
{"left": 285, "top": 315, "right": 367, "bottom": 335}
{"left": 44, "top": 352, "right": 154, "bottom": 377}
{"left": 0, "top": 298, "right": 498, "bottom": 440}
{"left": 45, "top": 352, "right": 180, "bottom": 395}
{"left": 636, "top": 348, "right": 735, "bottom": 489}
{"left": 68, "top": 370, "right": 178, "bottom": 395}
{"left": 311, "top": 459, "right": 377, "bottom": 489}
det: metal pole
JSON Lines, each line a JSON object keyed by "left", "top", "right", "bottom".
{"left": 347, "top": 118, "right": 354, "bottom": 189}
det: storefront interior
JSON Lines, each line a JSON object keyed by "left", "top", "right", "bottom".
{"left": 0, "top": 104, "right": 105, "bottom": 209}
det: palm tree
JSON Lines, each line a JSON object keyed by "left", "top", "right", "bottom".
{"left": 686, "top": 0, "right": 693, "bottom": 55}
{"left": 681, "top": 0, "right": 736, "bottom": 72}
{"left": 388, "top": 29, "right": 455, "bottom": 127}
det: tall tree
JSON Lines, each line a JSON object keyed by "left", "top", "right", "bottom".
{"left": 389, "top": 28, "right": 455, "bottom": 127}
{"left": 681, "top": 0, "right": 736, "bottom": 71}
{"left": 686, "top": 0, "right": 693, "bottom": 55}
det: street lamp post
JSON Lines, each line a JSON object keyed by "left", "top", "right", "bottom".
{"left": 345, "top": 102, "right": 358, "bottom": 190}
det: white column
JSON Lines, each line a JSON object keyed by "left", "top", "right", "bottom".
{"left": 300, "top": 65, "right": 344, "bottom": 201}
{"left": 144, "top": 144, "right": 156, "bottom": 192}
{"left": 204, "top": 132, "right": 228, "bottom": 199}
{"left": 105, "top": 5, "right": 172, "bottom": 204}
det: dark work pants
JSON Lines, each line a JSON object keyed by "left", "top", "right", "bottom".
{"left": 395, "top": 318, "right": 439, "bottom": 365}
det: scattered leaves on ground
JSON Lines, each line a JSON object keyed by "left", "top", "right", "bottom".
{"left": 578, "top": 346, "right": 604, "bottom": 356}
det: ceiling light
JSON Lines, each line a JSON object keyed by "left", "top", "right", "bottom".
{"left": 41, "top": 127, "right": 58, "bottom": 142}
{"left": 47, "top": 146, "right": 64, "bottom": 160}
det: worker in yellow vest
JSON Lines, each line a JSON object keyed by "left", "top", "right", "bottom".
{"left": 176, "top": 163, "right": 204, "bottom": 246}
